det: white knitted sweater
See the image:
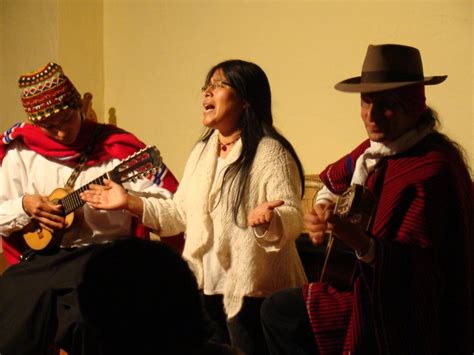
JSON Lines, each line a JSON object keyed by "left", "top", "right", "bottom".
{"left": 142, "top": 131, "right": 307, "bottom": 317}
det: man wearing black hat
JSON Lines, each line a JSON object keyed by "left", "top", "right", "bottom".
{"left": 261, "top": 44, "right": 473, "bottom": 354}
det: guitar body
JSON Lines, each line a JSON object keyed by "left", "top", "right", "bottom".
{"left": 23, "top": 188, "right": 75, "bottom": 250}
{"left": 318, "top": 184, "right": 376, "bottom": 290}
{"left": 318, "top": 235, "right": 357, "bottom": 290}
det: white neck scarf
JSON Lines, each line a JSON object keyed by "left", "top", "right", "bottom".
{"left": 351, "top": 126, "right": 433, "bottom": 186}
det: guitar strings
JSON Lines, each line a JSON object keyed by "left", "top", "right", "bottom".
{"left": 60, "top": 175, "right": 106, "bottom": 215}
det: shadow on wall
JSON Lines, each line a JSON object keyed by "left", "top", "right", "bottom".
{"left": 82, "top": 93, "right": 98, "bottom": 122}
{"left": 108, "top": 107, "right": 117, "bottom": 126}
{"left": 82, "top": 92, "right": 117, "bottom": 126}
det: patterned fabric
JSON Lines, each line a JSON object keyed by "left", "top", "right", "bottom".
{"left": 304, "top": 132, "right": 473, "bottom": 354}
{"left": 19, "top": 62, "right": 81, "bottom": 121}
{"left": 303, "top": 283, "right": 353, "bottom": 353}
{"left": 303, "top": 278, "right": 376, "bottom": 354}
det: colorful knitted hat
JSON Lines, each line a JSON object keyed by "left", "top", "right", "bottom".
{"left": 19, "top": 62, "right": 81, "bottom": 121}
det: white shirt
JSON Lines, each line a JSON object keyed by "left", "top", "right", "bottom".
{"left": 202, "top": 156, "right": 227, "bottom": 294}
{"left": 0, "top": 140, "right": 172, "bottom": 248}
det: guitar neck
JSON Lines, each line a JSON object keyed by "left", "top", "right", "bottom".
{"left": 58, "top": 146, "right": 161, "bottom": 215}
{"left": 60, "top": 173, "right": 109, "bottom": 215}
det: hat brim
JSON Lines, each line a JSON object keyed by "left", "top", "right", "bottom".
{"left": 334, "top": 75, "right": 447, "bottom": 93}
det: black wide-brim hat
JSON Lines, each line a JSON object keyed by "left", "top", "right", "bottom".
{"left": 335, "top": 44, "right": 447, "bottom": 93}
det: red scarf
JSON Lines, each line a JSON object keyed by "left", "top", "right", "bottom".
{"left": 1, "top": 120, "right": 181, "bottom": 264}
{"left": 2, "top": 120, "right": 143, "bottom": 165}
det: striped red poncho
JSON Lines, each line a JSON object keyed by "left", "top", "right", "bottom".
{"left": 304, "top": 132, "right": 473, "bottom": 354}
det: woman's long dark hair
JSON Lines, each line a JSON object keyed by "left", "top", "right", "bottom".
{"left": 200, "top": 59, "right": 305, "bottom": 224}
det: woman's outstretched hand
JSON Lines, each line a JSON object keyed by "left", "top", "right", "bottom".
{"left": 247, "top": 200, "right": 284, "bottom": 228}
{"left": 80, "top": 179, "right": 128, "bottom": 210}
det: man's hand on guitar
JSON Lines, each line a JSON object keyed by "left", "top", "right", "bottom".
{"left": 307, "top": 204, "right": 371, "bottom": 255}
{"left": 304, "top": 203, "right": 333, "bottom": 246}
{"left": 22, "top": 194, "right": 65, "bottom": 231}
{"left": 329, "top": 215, "right": 372, "bottom": 257}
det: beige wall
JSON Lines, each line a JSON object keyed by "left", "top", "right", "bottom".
{"left": 1, "top": 0, "right": 59, "bottom": 128}
{"left": 1, "top": 0, "right": 473, "bottom": 180}
{"left": 58, "top": 0, "right": 104, "bottom": 121}
{"left": 0, "top": 0, "right": 103, "bottom": 129}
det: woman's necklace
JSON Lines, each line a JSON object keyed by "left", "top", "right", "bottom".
{"left": 218, "top": 135, "right": 240, "bottom": 152}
